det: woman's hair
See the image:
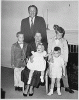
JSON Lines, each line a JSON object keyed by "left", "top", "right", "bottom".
{"left": 53, "top": 24, "right": 65, "bottom": 37}
{"left": 28, "top": 5, "right": 38, "bottom": 16}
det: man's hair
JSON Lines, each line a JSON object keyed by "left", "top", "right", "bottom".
{"left": 16, "top": 32, "right": 24, "bottom": 37}
{"left": 54, "top": 46, "right": 61, "bottom": 51}
{"left": 28, "top": 5, "right": 38, "bottom": 16}
{"left": 53, "top": 24, "right": 65, "bottom": 37}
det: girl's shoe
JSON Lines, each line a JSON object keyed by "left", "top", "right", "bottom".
{"left": 47, "top": 89, "right": 53, "bottom": 95}
{"left": 57, "top": 88, "right": 61, "bottom": 95}
{"left": 15, "top": 86, "right": 18, "bottom": 91}
{"left": 23, "top": 93, "right": 27, "bottom": 96}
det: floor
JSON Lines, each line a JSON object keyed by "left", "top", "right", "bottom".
{"left": 1, "top": 66, "right": 78, "bottom": 99}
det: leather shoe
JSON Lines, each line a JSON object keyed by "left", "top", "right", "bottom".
{"left": 15, "top": 87, "right": 18, "bottom": 91}
{"left": 23, "top": 93, "right": 27, "bottom": 96}
{"left": 65, "top": 87, "right": 74, "bottom": 93}
{"left": 29, "top": 93, "right": 33, "bottom": 96}
{"left": 18, "top": 87, "right": 23, "bottom": 91}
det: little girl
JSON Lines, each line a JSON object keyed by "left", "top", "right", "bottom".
{"left": 27, "top": 43, "right": 47, "bottom": 84}
{"left": 47, "top": 46, "right": 65, "bottom": 96}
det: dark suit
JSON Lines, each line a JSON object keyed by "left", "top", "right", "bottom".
{"left": 21, "top": 16, "right": 47, "bottom": 44}
{"left": 11, "top": 42, "right": 28, "bottom": 68}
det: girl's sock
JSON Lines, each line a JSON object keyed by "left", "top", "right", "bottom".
{"left": 40, "top": 76, "right": 44, "bottom": 82}
{"left": 47, "top": 89, "right": 53, "bottom": 95}
{"left": 57, "top": 88, "right": 61, "bottom": 95}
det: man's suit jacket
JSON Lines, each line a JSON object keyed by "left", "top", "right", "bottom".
{"left": 21, "top": 16, "right": 47, "bottom": 44}
{"left": 11, "top": 42, "right": 28, "bottom": 68}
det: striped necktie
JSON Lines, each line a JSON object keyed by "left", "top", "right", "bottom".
{"left": 30, "top": 18, "right": 34, "bottom": 34}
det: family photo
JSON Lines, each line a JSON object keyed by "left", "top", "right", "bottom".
{"left": 1, "top": 0, "right": 78, "bottom": 99}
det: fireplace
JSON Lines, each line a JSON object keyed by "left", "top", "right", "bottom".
{"left": 67, "top": 44, "right": 78, "bottom": 90}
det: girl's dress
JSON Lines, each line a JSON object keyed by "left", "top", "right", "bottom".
{"left": 49, "top": 56, "right": 64, "bottom": 78}
{"left": 27, "top": 51, "right": 46, "bottom": 71}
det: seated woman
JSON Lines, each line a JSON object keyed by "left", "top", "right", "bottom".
{"left": 21, "top": 32, "right": 48, "bottom": 96}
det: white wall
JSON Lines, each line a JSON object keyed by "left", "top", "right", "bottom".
{"left": 1, "top": 1, "right": 78, "bottom": 68}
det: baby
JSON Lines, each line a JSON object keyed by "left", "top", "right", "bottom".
{"left": 27, "top": 43, "right": 47, "bottom": 84}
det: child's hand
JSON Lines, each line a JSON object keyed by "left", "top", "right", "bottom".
{"left": 50, "top": 58, "right": 54, "bottom": 63}
{"left": 30, "top": 55, "right": 34, "bottom": 63}
{"left": 64, "top": 62, "right": 67, "bottom": 67}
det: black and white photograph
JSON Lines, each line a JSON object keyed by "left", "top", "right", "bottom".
{"left": 1, "top": 0, "right": 78, "bottom": 99}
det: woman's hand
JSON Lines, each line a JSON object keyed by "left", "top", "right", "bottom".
{"left": 30, "top": 55, "right": 34, "bottom": 63}
{"left": 63, "top": 71, "right": 65, "bottom": 77}
{"left": 64, "top": 61, "right": 67, "bottom": 67}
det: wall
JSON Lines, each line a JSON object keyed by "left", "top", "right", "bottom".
{"left": 1, "top": 1, "right": 78, "bottom": 68}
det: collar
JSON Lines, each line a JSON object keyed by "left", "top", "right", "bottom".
{"left": 29, "top": 17, "right": 35, "bottom": 23}
{"left": 18, "top": 41, "right": 23, "bottom": 44}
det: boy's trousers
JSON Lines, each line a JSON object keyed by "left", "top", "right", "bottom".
{"left": 14, "top": 67, "right": 24, "bottom": 87}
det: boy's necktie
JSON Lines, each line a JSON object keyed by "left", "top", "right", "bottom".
{"left": 31, "top": 18, "right": 34, "bottom": 33}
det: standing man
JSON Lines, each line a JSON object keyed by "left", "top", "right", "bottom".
{"left": 21, "top": 5, "right": 47, "bottom": 44}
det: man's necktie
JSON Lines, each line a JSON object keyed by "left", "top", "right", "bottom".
{"left": 31, "top": 18, "right": 34, "bottom": 33}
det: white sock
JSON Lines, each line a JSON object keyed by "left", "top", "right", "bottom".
{"left": 47, "top": 89, "right": 53, "bottom": 95}
{"left": 57, "top": 88, "right": 61, "bottom": 95}
{"left": 27, "top": 78, "right": 31, "bottom": 84}
{"left": 40, "top": 76, "right": 44, "bottom": 82}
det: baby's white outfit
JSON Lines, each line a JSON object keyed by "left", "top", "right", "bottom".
{"left": 27, "top": 51, "right": 46, "bottom": 71}
{"left": 27, "top": 51, "right": 46, "bottom": 83}
{"left": 49, "top": 56, "right": 64, "bottom": 78}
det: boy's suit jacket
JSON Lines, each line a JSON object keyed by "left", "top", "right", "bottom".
{"left": 21, "top": 16, "right": 47, "bottom": 44}
{"left": 11, "top": 42, "right": 28, "bottom": 68}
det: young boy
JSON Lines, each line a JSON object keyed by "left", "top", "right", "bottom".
{"left": 47, "top": 47, "right": 65, "bottom": 95}
{"left": 11, "top": 32, "right": 28, "bottom": 91}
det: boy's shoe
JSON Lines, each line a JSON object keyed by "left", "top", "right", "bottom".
{"left": 47, "top": 89, "right": 53, "bottom": 96}
{"left": 18, "top": 87, "right": 23, "bottom": 91}
{"left": 15, "top": 86, "right": 18, "bottom": 91}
